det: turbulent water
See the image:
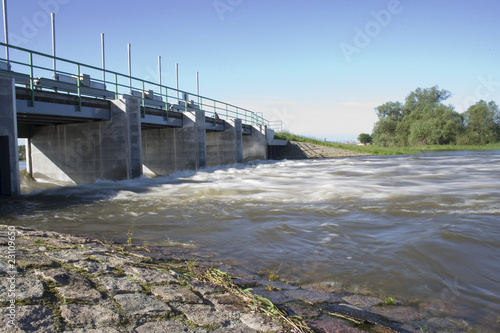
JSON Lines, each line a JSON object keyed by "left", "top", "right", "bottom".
{"left": 2, "top": 151, "right": 500, "bottom": 327}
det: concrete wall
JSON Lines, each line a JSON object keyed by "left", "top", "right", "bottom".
{"left": 0, "top": 76, "right": 20, "bottom": 196}
{"left": 243, "top": 125, "right": 267, "bottom": 162}
{"left": 205, "top": 119, "right": 243, "bottom": 168}
{"left": 142, "top": 111, "right": 206, "bottom": 176}
{"left": 29, "top": 96, "right": 143, "bottom": 183}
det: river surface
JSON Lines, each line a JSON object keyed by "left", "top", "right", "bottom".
{"left": 2, "top": 151, "right": 500, "bottom": 328}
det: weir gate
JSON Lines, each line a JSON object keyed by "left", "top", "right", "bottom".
{"left": 0, "top": 43, "right": 285, "bottom": 196}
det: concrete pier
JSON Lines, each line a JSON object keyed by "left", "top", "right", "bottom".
{"left": 29, "top": 96, "right": 143, "bottom": 183}
{"left": 0, "top": 76, "right": 20, "bottom": 196}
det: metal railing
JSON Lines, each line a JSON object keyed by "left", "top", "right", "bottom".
{"left": 0, "top": 42, "right": 277, "bottom": 128}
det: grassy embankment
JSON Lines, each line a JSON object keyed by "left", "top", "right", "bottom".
{"left": 274, "top": 131, "right": 500, "bottom": 156}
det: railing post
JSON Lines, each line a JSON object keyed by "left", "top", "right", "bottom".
{"left": 164, "top": 86, "right": 169, "bottom": 120}
{"left": 114, "top": 73, "right": 118, "bottom": 99}
{"left": 76, "top": 64, "right": 81, "bottom": 111}
{"left": 141, "top": 80, "right": 145, "bottom": 117}
{"left": 29, "top": 51, "right": 35, "bottom": 107}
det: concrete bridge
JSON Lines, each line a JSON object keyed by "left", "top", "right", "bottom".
{"left": 0, "top": 44, "right": 285, "bottom": 196}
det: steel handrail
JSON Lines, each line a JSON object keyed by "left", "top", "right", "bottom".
{"left": 0, "top": 42, "right": 273, "bottom": 127}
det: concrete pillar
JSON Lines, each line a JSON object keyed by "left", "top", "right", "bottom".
{"left": 243, "top": 124, "right": 267, "bottom": 162}
{"left": 194, "top": 111, "right": 206, "bottom": 169}
{"left": 142, "top": 110, "right": 206, "bottom": 176}
{"left": 234, "top": 119, "right": 243, "bottom": 164}
{"left": 110, "top": 96, "right": 143, "bottom": 180}
{"left": 30, "top": 96, "right": 143, "bottom": 183}
{"left": 0, "top": 76, "right": 20, "bottom": 196}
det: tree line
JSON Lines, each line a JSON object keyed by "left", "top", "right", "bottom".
{"left": 365, "top": 86, "right": 500, "bottom": 146}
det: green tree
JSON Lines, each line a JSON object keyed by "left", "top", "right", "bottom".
{"left": 372, "top": 117, "right": 398, "bottom": 146}
{"left": 372, "top": 86, "right": 464, "bottom": 146}
{"left": 358, "top": 133, "right": 373, "bottom": 144}
{"left": 459, "top": 100, "right": 500, "bottom": 145}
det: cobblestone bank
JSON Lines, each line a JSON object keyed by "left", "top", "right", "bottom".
{"left": 0, "top": 225, "right": 478, "bottom": 333}
{"left": 277, "top": 142, "right": 371, "bottom": 160}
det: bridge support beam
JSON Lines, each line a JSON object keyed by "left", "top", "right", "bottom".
{"left": 243, "top": 125, "right": 267, "bottom": 162}
{"left": 142, "top": 110, "right": 207, "bottom": 176}
{"left": 0, "top": 76, "right": 21, "bottom": 196}
{"left": 206, "top": 118, "right": 243, "bottom": 167}
{"left": 29, "top": 96, "right": 143, "bottom": 183}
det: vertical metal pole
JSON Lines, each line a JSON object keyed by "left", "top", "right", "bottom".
{"left": 2, "top": 0, "right": 9, "bottom": 64}
{"left": 158, "top": 55, "right": 161, "bottom": 93}
{"left": 196, "top": 71, "right": 200, "bottom": 105}
{"left": 51, "top": 13, "right": 56, "bottom": 77}
{"left": 76, "top": 64, "right": 81, "bottom": 111}
{"left": 101, "top": 33, "right": 105, "bottom": 83}
{"left": 175, "top": 63, "right": 179, "bottom": 100}
{"left": 29, "top": 51, "right": 34, "bottom": 106}
{"left": 127, "top": 43, "right": 132, "bottom": 89}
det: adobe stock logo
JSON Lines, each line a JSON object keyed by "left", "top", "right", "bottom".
{"left": 339, "top": 0, "right": 404, "bottom": 64}
{"left": 462, "top": 75, "right": 500, "bottom": 110}
{"left": 8, "top": 0, "right": 71, "bottom": 48}
{"left": 213, "top": 0, "right": 243, "bottom": 21}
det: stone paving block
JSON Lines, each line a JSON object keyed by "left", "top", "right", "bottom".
{"left": 343, "top": 295, "right": 384, "bottom": 309}
{"left": 251, "top": 287, "right": 294, "bottom": 305}
{"left": 73, "top": 260, "right": 112, "bottom": 274}
{"left": 0, "top": 259, "right": 12, "bottom": 275}
{"left": 239, "top": 313, "right": 283, "bottom": 332}
{"left": 16, "top": 253, "right": 56, "bottom": 268}
{"left": 150, "top": 284, "right": 204, "bottom": 304}
{"left": 114, "top": 293, "right": 171, "bottom": 316}
{"left": 60, "top": 304, "right": 120, "bottom": 326}
{"left": 189, "top": 281, "right": 226, "bottom": 296}
{"left": 67, "top": 328, "right": 122, "bottom": 333}
{"left": 56, "top": 284, "right": 102, "bottom": 302}
{"left": 2, "top": 305, "right": 54, "bottom": 333}
{"left": 79, "top": 242, "right": 110, "bottom": 252}
{"left": 308, "top": 317, "right": 365, "bottom": 333}
{"left": 43, "top": 238, "right": 74, "bottom": 249}
{"left": 96, "top": 276, "right": 143, "bottom": 294}
{"left": 283, "top": 303, "right": 321, "bottom": 319}
{"left": 89, "top": 253, "right": 128, "bottom": 267}
{"left": 284, "top": 288, "right": 342, "bottom": 305}
{"left": 177, "top": 304, "right": 229, "bottom": 328}
{"left": 0, "top": 277, "right": 44, "bottom": 302}
{"left": 35, "top": 268, "right": 73, "bottom": 284}
{"left": 35, "top": 269, "right": 101, "bottom": 302}
{"left": 122, "top": 265, "right": 177, "bottom": 283}
{"left": 134, "top": 320, "right": 206, "bottom": 333}
{"left": 207, "top": 293, "right": 249, "bottom": 313}
{"left": 212, "top": 325, "right": 259, "bottom": 333}
{"left": 44, "top": 249, "right": 91, "bottom": 263}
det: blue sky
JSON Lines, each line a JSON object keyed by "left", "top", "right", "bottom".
{"left": 3, "top": 0, "right": 500, "bottom": 141}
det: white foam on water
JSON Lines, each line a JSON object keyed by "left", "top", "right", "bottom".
{"left": 5, "top": 150, "right": 500, "bottom": 329}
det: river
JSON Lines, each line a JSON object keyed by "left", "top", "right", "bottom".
{"left": 2, "top": 150, "right": 500, "bottom": 329}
